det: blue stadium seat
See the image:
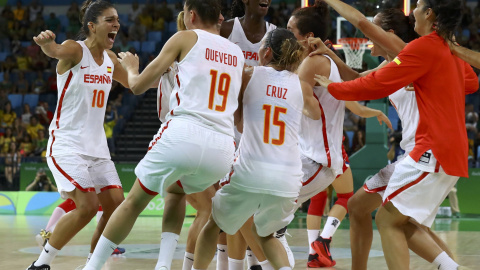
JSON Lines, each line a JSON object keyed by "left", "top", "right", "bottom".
{"left": 23, "top": 94, "right": 40, "bottom": 109}
{"left": 147, "top": 31, "right": 163, "bottom": 42}
{"left": 346, "top": 130, "right": 354, "bottom": 149}
{"left": 0, "top": 52, "right": 7, "bottom": 62}
{"left": 388, "top": 105, "right": 399, "bottom": 131}
{"left": 21, "top": 41, "right": 31, "bottom": 48}
{"left": 7, "top": 94, "right": 23, "bottom": 109}
{"left": 119, "top": 14, "right": 129, "bottom": 26}
{"left": 141, "top": 41, "right": 156, "bottom": 54}
{"left": 168, "top": 21, "right": 177, "bottom": 34}
{"left": 24, "top": 71, "right": 36, "bottom": 85}
{"left": 128, "top": 41, "right": 141, "bottom": 52}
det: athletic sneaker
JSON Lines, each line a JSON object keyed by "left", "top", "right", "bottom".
{"left": 275, "top": 226, "right": 295, "bottom": 268}
{"left": 26, "top": 261, "right": 50, "bottom": 270}
{"left": 35, "top": 230, "right": 51, "bottom": 247}
{"left": 307, "top": 253, "right": 326, "bottom": 268}
{"left": 311, "top": 236, "right": 336, "bottom": 267}
{"left": 112, "top": 247, "right": 126, "bottom": 255}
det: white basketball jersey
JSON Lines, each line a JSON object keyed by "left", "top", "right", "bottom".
{"left": 230, "top": 66, "right": 304, "bottom": 197}
{"left": 47, "top": 41, "right": 114, "bottom": 159}
{"left": 389, "top": 88, "right": 418, "bottom": 152}
{"left": 299, "top": 56, "right": 345, "bottom": 176}
{"left": 157, "top": 63, "right": 178, "bottom": 123}
{"left": 165, "top": 29, "right": 245, "bottom": 137}
{"left": 228, "top": 17, "right": 276, "bottom": 67}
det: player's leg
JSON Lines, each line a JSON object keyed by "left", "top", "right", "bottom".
{"left": 35, "top": 199, "right": 76, "bottom": 247}
{"left": 306, "top": 190, "right": 327, "bottom": 267}
{"left": 216, "top": 232, "right": 229, "bottom": 270}
{"left": 226, "top": 231, "right": 247, "bottom": 270}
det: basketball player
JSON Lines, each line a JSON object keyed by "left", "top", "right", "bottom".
{"left": 286, "top": 3, "right": 392, "bottom": 267}
{"left": 83, "top": 1, "right": 244, "bottom": 269}
{"left": 314, "top": 0, "right": 478, "bottom": 268}
{"left": 192, "top": 28, "right": 321, "bottom": 270}
{"left": 26, "top": 1, "right": 130, "bottom": 269}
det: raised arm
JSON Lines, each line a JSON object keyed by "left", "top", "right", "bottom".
{"left": 322, "top": 0, "right": 405, "bottom": 56}
{"left": 346, "top": 101, "right": 393, "bottom": 129}
{"left": 450, "top": 42, "right": 480, "bottom": 69}
{"left": 33, "top": 30, "right": 82, "bottom": 73}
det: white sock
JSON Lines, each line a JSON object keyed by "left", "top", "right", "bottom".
{"left": 155, "top": 232, "right": 179, "bottom": 270}
{"left": 228, "top": 257, "right": 244, "bottom": 270}
{"left": 34, "top": 242, "right": 60, "bottom": 266}
{"left": 246, "top": 248, "right": 260, "bottom": 267}
{"left": 83, "top": 235, "right": 117, "bottom": 270}
{"left": 433, "top": 251, "right": 459, "bottom": 270}
{"left": 216, "top": 244, "right": 228, "bottom": 270}
{"left": 96, "top": 211, "right": 104, "bottom": 223}
{"left": 182, "top": 252, "right": 194, "bottom": 270}
{"left": 307, "top": 229, "right": 320, "bottom": 254}
{"left": 86, "top": 252, "right": 93, "bottom": 264}
{"left": 259, "top": 260, "right": 275, "bottom": 270}
{"left": 45, "top": 207, "right": 66, "bottom": 232}
{"left": 320, "top": 216, "right": 341, "bottom": 239}
{"left": 278, "top": 267, "right": 292, "bottom": 270}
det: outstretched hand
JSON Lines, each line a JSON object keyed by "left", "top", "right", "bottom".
{"left": 377, "top": 112, "right": 393, "bottom": 130}
{"left": 314, "top": 74, "right": 333, "bottom": 88}
{"left": 307, "top": 37, "right": 332, "bottom": 57}
{"left": 118, "top": 52, "right": 139, "bottom": 73}
{"left": 33, "top": 30, "right": 56, "bottom": 47}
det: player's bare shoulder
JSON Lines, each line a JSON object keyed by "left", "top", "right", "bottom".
{"left": 220, "top": 19, "right": 235, "bottom": 39}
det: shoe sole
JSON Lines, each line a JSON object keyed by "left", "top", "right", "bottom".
{"left": 311, "top": 242, "right": 336, "bottom": 267}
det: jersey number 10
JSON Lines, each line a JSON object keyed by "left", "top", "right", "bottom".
{"left": 263, "top": 105, "right": 287, "bottom": 146}
{"left": 208, "top": 69, "right": 231, "bottom": 112}
{"left": 92, "top": 89, "right": 105, "bottom": 108}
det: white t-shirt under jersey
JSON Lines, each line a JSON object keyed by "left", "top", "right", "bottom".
{"left": 389, "top": 88, "right": 419, "bottom": 153}
{"left": 47, "top": 40, "right": 114, "bottom": 159}
{"left": 228, "top": 17, "right": 276, "bottom": 67}
{"left": 166, "top": 29, "right": 245, "bottom": 137}
{"left": 230, "top": 66, "right": 304, "bottom": 197}
{"left": 299, "top": 56, "right": 345, "bottom": 176}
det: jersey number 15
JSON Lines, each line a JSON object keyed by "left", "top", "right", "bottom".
{"left": 263, "top": 105, "right": 287, "bottom": 146}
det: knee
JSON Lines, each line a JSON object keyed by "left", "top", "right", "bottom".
{"left": 347, "top": 192, "right": 364, "bottom": 216}
{"left": 335, "top": 191, "right": 354, "bottom": 212}
{"left": 75, "top": 200, "right": 99, "bottom": 219}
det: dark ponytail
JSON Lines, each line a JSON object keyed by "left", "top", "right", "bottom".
{"left": 377, "top": 8, "right": 419, "bottom": 43}
{"left": 78, "top": 0, "right": 115, "bottom": 39}
{"left": 231, "top": 0, "right": 245, "bottom": 18}
{"left": 423, "top": 0, "right": 462, "bottom": 42}
{"left": 264, "top": 28, "right": 305, "bottom": 71}
{"left": 291, "top": 1, "right": 330, "bottom": 40}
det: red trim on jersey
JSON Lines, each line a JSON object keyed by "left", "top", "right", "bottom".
{"left": 389, "top": 98, "right": 398, "bottom": 111}
{"left": 176, "top": 74, "right": 180, "bottom": 87}
{"left": 363, "top": 183, "right": 387, "bottom": 193}
{"left": 158, "top": 81, "right": 162, "bottom": 120}
{"left": 138, "top": 179, "right": 159, "bottom": 196}
{"left": 314, "top": 93, "right": 331, "bottom": 167}
{"left": 382, "top": 172, "right": 429, "bottom": 206}
{"left": 148, "top": 120, "right": 171, "bottom": 151}
{"left": 100, "top": 185, "right": 123, "bottom": 192}
{"left": 51, "top": 156, "right": 95, "bottom": 193}
{"left": 176, "top": 180, "right": 183, "bottom": 188}
{"left": 434, "top": 161, "right": 440, "bottom": 173}
{"left": 98, "top": 205, "right": 103, "bottom": 211}
{"left": 303, "top": 164, "right": 324, "bottom": 186}
{"left": 175, "top": 92, "right": 180, "bottom": 105}
{"left": 49, "top": 71, "right": 73, "bottom": 157}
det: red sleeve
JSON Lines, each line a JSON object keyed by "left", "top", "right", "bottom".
{"left": 464, "top": 61, "right": 479, "bottom": 95}
{"left": 328, "top": 39, "right": 430, "bottom": 101}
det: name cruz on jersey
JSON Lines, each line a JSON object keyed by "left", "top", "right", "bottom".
{"left": 266, "top": 84, "right": 288, "bottom": 100}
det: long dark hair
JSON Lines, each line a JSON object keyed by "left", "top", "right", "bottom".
{"left": 377, "top": 9, "right": 419, "bottom": 43}
{"left": 78, "top": 0, "right": 115, "bottom": 39}
{"left": 291, "top": 1, "right": 330, "bottom": 41}
{"left": 231, "top": 0, "right": 245, "bottom": 18}
{"left": 423, "top": 0, "right": 462, "bottom": 42}
{"left": 185, "top": 0, "right": 221, "bottom": 25}
{"left": 263, "top": 28, "right": 305, "bottom": 71}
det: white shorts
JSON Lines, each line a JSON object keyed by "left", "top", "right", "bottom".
{"left": 364, "top": 154, "right": 406, "bottom": 197}
{"left": 212, "top": 183, "right": 297, "bottom": 237}
{"left": 135, "top": 119, "right": 235, "bottom": 197}
{"left": 47, "top": 154, "right": 121, "bottom": 200}
{"left": 383, "top": 155, "right": 459, "bottom": 227}
{"left": 297, "top": 155, "right": 336, "bottom": 205}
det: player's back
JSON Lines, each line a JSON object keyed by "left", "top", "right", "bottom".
{"left": 231, "top": 66, "right": 304, "bottom": 197}
{"left": 167, "top": 29, "right": 245, "bottom": 137}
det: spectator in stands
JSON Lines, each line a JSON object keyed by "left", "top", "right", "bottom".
{"left": 21, "top": 103, "right": 32, "bottom": 126}
{"left": 1, "top": 101, "right": 17, "bottom": 129}
{"left": 66, "top": 1, "right": 81, "bottom": 36}
{"left": 351, "top": 129, "right": 366, "bottom": 153}
{"left": 4, "top": 141, "right": 21, "bottom": 190}
{"left": 27, "top": 12, "right": 46, "bottom": 39}
{"left": 1, "top": 56, "right": 18, "bottom": 73}
{"left": 152, "top": 10, "right": 165, "bottom": 31}
{"left": 104, "top": 106, "right": 118, "bottom": 156}
{"left": 344, "top": 108, "right": 360, "bottom": 131}
{"left": 0, "top": 89, "right": 7, "bottom": 111}
{"left": 128, "top": 17, "right": 146, "bottom": 41}
{"left": 117, "top": 35, "right": 130, "bottom": 52}
{"left": 0, "top": 73, "right": 15, "bottom": 92}
{"left": 34, "top": 128, "right": 47, "bottom": 157}
{"left": 45, "top": 12, "right": 61, "bottom": 33}
{"left": 26, "top": 168, "right": 57, "bottom": 192}
{"left": 157, "top": 0, "right": 173, "bottom": 22}
{"left": 27, "top": 115, "right": 44, "bottom": 140}
{"left": 19, "top": 133, "right": 34, "bottom": 157}
{"left": 0, "top": 127, "right": 16, "bottom": 157}
{"left": 29, "top": 0, "right": 43, "bottom": 22}
{"left": 16, "top": 71, "right": 30, "bottom": 94}
{"left": 3, "top": 5, "right": 15, "bottom": 36}
{"left": 110, "top": 88, "right": 123, "bottom": 110}
{"left": 26, "top": 40, "right": 41, "bottom": 59}
{"left": 138, "top": 7, "right": 153, "bottom": 30}
{"left": 36, "top": 101, "right": 53, "bottom": 126}
{"left": 105, "top": 103, "right": 115, "bottom": 122}
{"left": 0, "top": 11, "right": 10, "bottom": 52}
{"left": 13, "top": 0, "right": 27, "bottom": 23}
{"left": 13, "top": 117, "right": 26, "bottom": 140}
{"left": 11, "top": 34, "right": 21, "bottom": 55}
{"left": 32, "top": 71, "right": 46, "bottom": 94}
{"left": 16, "top": 47, "right": 32, "bottom": 71}
{"left": 128, "top": 0, "right": 142, "bottom": 23}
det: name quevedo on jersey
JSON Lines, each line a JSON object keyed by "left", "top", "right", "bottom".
{"left": 205, "top": 48, "right": 238, "bottom": 66}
